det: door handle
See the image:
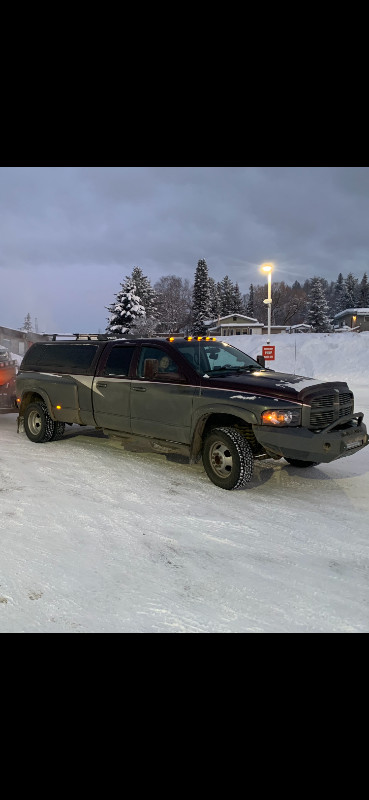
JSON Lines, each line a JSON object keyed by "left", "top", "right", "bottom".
{"left": 96, "top": 382, "right": 108, "bottom": 388}
{"left": 132, "top": 386, "right": 147, "bottom": 392}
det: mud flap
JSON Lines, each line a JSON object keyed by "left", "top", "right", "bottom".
{"left": 17, "top": 416, "right": 25, "bottom": 434}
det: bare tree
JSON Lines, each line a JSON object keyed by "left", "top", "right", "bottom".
{"left": 154, "top": 275, "right": 193, "bottom": 332}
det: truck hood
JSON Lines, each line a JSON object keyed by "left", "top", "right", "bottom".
{"left": 201, "top": 370, "right": 350, "bottom": 402}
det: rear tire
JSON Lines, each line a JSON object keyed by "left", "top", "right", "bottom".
{"left": 202, "top": 426, "right": 254, "bottom": 490}
{"left": 285, "top": 458, "right": 318, "bottom": 468}
{"left": 24, "top": 401, "right": 57, "bottom": 443}
{"left": 50, "top": 422, "right": 65, "bottom": 441}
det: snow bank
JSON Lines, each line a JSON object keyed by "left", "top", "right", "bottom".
{"left": 221, "top": 331, "right": 369, "bottom": 383}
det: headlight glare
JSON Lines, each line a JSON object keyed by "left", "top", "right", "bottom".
{"left": 261, "top": 409, "right": 301, "bottom": 426}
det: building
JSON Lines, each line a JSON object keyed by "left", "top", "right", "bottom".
{"left": 205, "top": 314, "right": 289, "bottom": 336}
{"left": 0, "top": 325, "right": 50, "bottom": 356}
{"left": 332, "top": 308, "right": 369, "bottom": 332}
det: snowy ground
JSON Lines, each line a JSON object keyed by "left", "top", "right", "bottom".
{"left": 1, "top": 332, "right": 368, "bottom": 633}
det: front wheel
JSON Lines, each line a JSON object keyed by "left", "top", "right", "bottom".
{"left": 284, "top": 458, "right": 319, "bottom": 468}
{"left": 24, "top": 401, "right": 57, "bottom": 443}
{"left": 202, "top": 426, "right": 254, "bottom": 490}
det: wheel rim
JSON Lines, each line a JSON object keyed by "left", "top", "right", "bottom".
{"left": 209, "top": 440, "right": 233, "bottom": 479}
{"left": 28, "top": 408, "right": 42, "bottom": 436}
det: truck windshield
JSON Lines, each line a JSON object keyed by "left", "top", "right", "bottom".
{"left": 172, "top": 340, "right": 265, "bottom": 375}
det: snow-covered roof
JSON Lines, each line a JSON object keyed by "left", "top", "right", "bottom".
{"left": 205, "top": 314, "right": 259, "bottom": 325}
{"left": 333, "top": 308, "right": 369, "bottom": 320}
{"left": 285, "top": 323, "right": 312, "bottom": 330}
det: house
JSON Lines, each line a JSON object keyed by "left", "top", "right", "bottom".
{"left": 205, "top": 314, "right": 289, "bottom": 336}
{"left": 331, "top": 308, "right": 369, "bottom": 332}
{"left": 0, "top": 325, "right": 50, "bottom": 356}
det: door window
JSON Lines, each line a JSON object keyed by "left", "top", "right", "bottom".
{"left": 137, "top": 346, "right": 183, "bottom": 382}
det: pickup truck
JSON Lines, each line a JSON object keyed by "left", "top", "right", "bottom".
{"left": 15, "top": 334, "right": 368, "bottom": 490}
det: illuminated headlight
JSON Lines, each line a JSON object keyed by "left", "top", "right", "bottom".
{"left": 261, "top": 409, "right": 301, "bottom": 426}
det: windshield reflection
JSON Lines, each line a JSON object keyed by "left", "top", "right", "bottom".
{"left": 172, "top": 341, "right": 268, "bottom": 375}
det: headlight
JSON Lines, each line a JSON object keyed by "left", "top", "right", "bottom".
{"left": 261, "top": 409, "right": 301, "bottom": 426}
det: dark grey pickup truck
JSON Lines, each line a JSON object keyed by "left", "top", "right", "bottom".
{"left": 15, "top": 334, "right": 368, "bottom": 490}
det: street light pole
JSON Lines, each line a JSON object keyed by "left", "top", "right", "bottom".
{"left": 261, "top": 263, "right": 273, "bottom": 340}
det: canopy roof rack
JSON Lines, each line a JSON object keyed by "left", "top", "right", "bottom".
{"left": 50, "top": 333, "right": 125, "bottom": 341}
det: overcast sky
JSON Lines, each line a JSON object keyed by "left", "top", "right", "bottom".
{"left": 1, "top": 166, "right": 369, "bottom": 333}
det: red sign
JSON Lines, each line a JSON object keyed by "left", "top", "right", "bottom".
{"left": 262, "top": 345, "right": 275, "bottom": 360}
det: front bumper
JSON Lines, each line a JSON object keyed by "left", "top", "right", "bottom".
{"left": 253, "top": 412, "right": 368, "bottom": 463}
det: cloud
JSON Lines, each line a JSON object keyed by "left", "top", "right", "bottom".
{"left": 1, "top": 167, "right": 369, "bottom": 331}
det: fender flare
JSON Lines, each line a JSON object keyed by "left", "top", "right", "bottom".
{"left": 19, "top": 388, "right": 56, "bottom": 420}
{"left": 189, "top": 402, "right": 258, "bottom": 462}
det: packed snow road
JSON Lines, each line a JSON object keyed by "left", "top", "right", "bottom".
{"left": 1, "top": 382, "right": 368, "bottom": 633}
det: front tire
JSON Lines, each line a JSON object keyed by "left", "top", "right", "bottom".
{"left": 202, "top": 426, "right": 254, "bottom": 490}
{"left": 24, "top": 401, "right": 57, "bottom": 443}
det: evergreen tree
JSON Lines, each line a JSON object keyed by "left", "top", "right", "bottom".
{"left": 218, "top": 275, "right": 234, "bottom": 315}
{"left": 333, "top": 272, "right": 345, "bottom": 313}
{"left": 358, "top": 272, "right": 369, "bottom": 306}
{"left": 129, "top": 266, "right": 158, "bottom": 335}
{"left": 306, "top": 277, "right": 332, "bottom": 332}
{"left": 21, "top": 312, "right": 33, "bottom": 332}
{"left": 232, "top": 282, "right": 244, "bottom": 313}
{"left": 191, "top": 258, "right": 211, "bottom": 335}
{"left": 130, "top": 267, "right": 157, "bottom": 317}
{"left": 208, "top": 277, "right": 222, "bottom": 319}
{"left": 246, "top": 284, "right": 255, "bottom": 317}
{"left": 342, "top": 272, "right": 358, "bottom": 309}
{"left": 105, "top": 278, "right": 145, "bottom": 335}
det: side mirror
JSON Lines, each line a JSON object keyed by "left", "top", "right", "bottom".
{"left": 256, "top": 355, "right": 265, "bottom": 367}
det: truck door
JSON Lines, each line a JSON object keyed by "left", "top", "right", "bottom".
{"left": 130, "top": 345, "right": 197, "bottom": 444}
{"left": 92, "top": 344, "right": 135, "bottom": 431}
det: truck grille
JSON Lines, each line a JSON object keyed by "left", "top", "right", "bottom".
{"left": 309, "top": 390, "right": 353, "bottom": 430}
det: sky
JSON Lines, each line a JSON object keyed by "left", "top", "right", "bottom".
{"left": 1, "top": 331, "right": 368, "bottom": 633}
{"left": 1, "top": 167, "right": 369, "bottom": 334}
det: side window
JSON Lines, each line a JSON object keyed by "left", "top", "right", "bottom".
{"left": 102, "top": 345, "right": 135, "bottom": 377}
{"left": 137, "top": 346, "right": 183, "bottom": 381}
{"left": 21, "top": 343, "right": 99, "bottom": 372}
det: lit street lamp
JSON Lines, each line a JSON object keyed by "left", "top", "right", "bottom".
{"left": 261, "top": 263, "right": 273, "bottom": 339}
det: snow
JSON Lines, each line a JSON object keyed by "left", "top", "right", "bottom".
{"left": 1, "top": 332, "right": 368, "bottom": 633}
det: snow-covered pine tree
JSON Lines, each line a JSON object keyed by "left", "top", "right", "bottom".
{"left": 21, "top": 312, "right": 33, "bottom": 332}
{"left": 358, "top": 272, "right": 369, "bottom": 306}
{"left": 218, "top": 275, "right": 234, "bottom": 315}
{"left": 105, "top": 278, "right": 145, "bottom": 335}
{"left": 306, "top": 277, "right": 332, "bottom": 332}
{"left": 130, "top": 267, "right": 158, "bottom": 334}
{"left": 246, "top": 284, "right": 255, "bottom": 317}
{"left": 342, "top": 272, "right": 358, "bottom": 310}
{"left": 191, "top": 258, "right": 211, "bottom": 335}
